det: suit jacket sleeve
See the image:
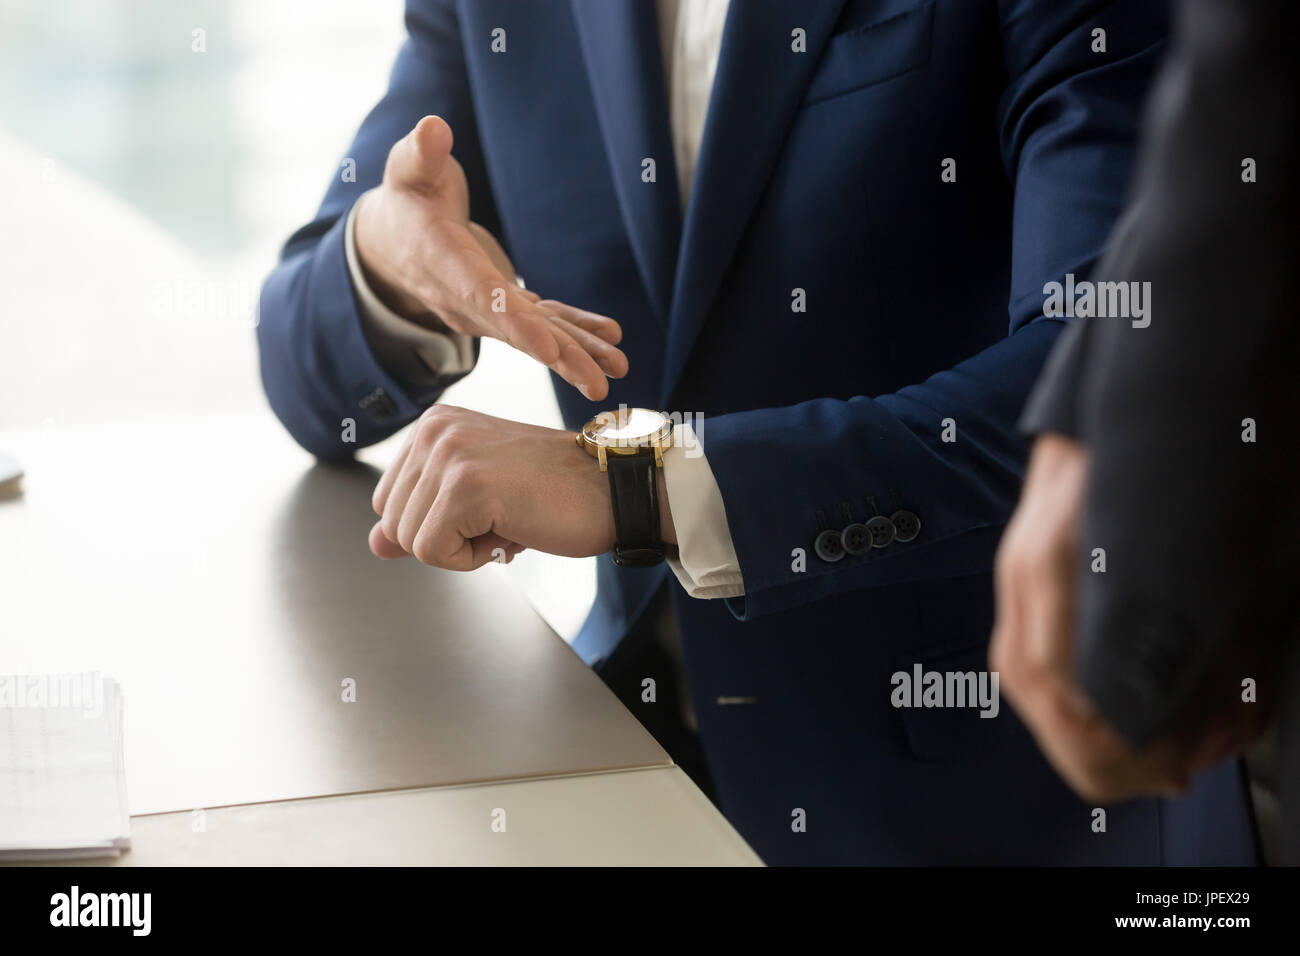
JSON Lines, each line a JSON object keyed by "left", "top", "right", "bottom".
{"left": 1070, "top": 0, "right": 1300, "bottom": 746}
{"left": 700, "top": 0, "right": 1171, "bottom": 620}
{"left": 1018, "top": 317, "right": 1092, "bottom": 439}
{"left": 256, "top": 0, "right": 498, "bottom": 460}
{"left": 1018, "top": 198, "right": 1152, "bottom": 439}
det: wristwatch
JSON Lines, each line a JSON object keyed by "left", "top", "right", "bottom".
{"left": 575, "top": 407, "right": 673, "bottom": 568}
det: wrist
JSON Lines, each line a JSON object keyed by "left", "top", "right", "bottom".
{"left": 575, "top": 410, "right": 675, "bottom": 565}
{"left": 592, "top": 461, "right": 674, "bottom": 551}
{"left": 353, "top": 191, "right": 437, "bottom": 322}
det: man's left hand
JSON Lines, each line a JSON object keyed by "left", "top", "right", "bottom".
{"left": 369, "top": 405, "right": 671, "bottom": 570}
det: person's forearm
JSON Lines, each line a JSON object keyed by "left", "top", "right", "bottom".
{"left": 258, "top": 213, "right": 432, "bottom": 460}
{"left": 697, "top": 319, "right": 1065, "bottom": 622}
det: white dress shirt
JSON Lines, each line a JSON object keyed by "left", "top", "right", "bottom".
{"left": 345, "top": 0, "right": 743, "bottom": 598}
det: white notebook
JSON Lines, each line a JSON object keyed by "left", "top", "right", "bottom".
{"left": 0, "top": 675, "right": 131, "bottom": 861}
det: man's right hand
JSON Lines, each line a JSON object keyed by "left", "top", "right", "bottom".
{"left": 353, "top": 115, "right": 627, "bottom": 401}
{"left": 992, "top": 435, "right": 1267, "bottom": 804}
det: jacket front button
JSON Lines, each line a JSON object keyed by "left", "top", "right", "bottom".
{"left": 814, "top": 529, "right": 846, "bottom": 562}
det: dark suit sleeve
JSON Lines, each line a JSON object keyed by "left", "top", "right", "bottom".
{"left": 256, "top": 0, "right": 499, "bottom": 460}
{"left": 700, "top": 1, "right": 1170, "bottom": 620}
{"left": 1018, "top": 317, "right": 1092, "bottom": 439}
{"left": 1019, "top": 198, "right": 1152, "bottom": 438}
{"left": 1069, "top": 0, "right": 1300, "bottom": 746}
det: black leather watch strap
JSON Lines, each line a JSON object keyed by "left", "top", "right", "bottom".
{"left": 606, "top": 454, "right": 666, "bottom": 567}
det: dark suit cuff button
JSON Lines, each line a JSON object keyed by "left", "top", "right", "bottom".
{"left": 841, "top": 523, "right": 869, "bottom": 555}
{"left": 814, "top": 529, "right": 846, "bottom": 562}
{"left": 358, "top": 386, "right": 398, "bottom": 424}
{"left": 890, "top": 510, "right": 920, "bottom": 542}
{"left": 866, "top": 515, "right": 896, "bottom": 548}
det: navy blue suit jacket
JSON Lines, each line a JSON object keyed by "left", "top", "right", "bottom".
{"left": 258, "top": 0, "right": 1256, "bottom": 864}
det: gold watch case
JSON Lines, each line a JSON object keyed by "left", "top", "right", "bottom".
{"left": 575, "top": 407, "right": 673, "bottom": 472}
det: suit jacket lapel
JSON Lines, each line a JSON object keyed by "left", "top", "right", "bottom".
{"left": 570, "top": 0, "right": 681, "bottom": 327}
{"left": 660, "top": 0, "right": 850, "bottom": 403}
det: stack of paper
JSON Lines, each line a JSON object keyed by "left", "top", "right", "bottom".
{"left": 0, "top": 674, "right": 131, "bottom": 861}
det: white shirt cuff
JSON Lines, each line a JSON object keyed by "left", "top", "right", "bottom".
{"left": 662, "top": 422, "right": 745, "bottom": 599}
{"left": 344, "top": 197, "right": 476, "bottom": 376}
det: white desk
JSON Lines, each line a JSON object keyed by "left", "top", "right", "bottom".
{"left": 0, "top": 417, "right": 672, "bottom": 815}
{"left": 31, "top": 767, "right": 760, "bottom": 867}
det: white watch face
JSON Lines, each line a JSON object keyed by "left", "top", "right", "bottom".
{"left": 584, "top": 407, "right": 672, "bottom": 449}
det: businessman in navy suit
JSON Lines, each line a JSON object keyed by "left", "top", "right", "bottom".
{"left": 258, "top": 0, "right": 1256, "bottom": 864}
